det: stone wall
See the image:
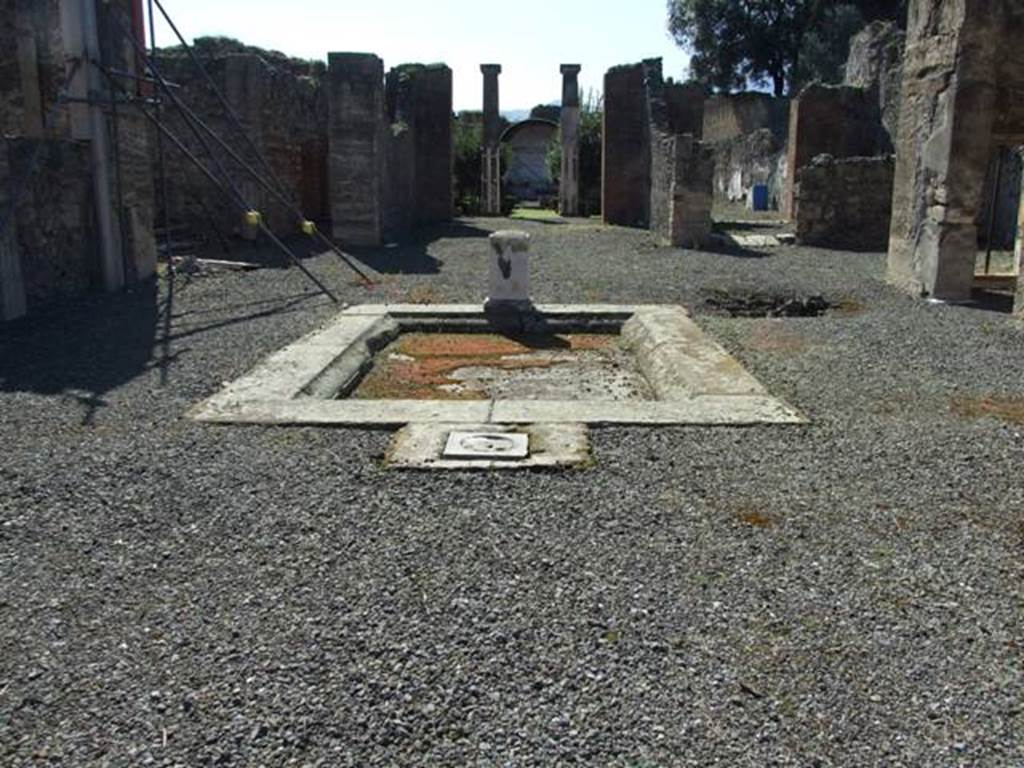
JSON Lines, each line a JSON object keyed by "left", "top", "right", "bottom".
{"left": 844, "top": 21, "right": 906, "bottom": 154}
{"left": 794, "top": 155, "right": 895, "bottom": 251}
{"left": 2, "top": 0, "right": 72, "bottom": 139}
{"left": 1017, "top": 187, "right": 1024, "bottom": 314}
{"left": 665, "top": 82, "right": 706, "bottom": 140}
{"left": 888, "top": 0, "right": 1024, "bottom": 301}
{"left": 784, "top": 84, "right": 880, "bottom": 218}
{"left": 0, "top": 138, "right": 26, "bottom": 320}
{"left": 381, "top": 122, "right": 415, "bottom": 239}
{"left": 700, "top": 93, "right": 789, "bottom": 210}
{"left": 157, "top": 45, "right": 452, "bottom": 248}
{"left": 978, "top": 147, "right": 1024, "bottom": 251}
{"left": 646, "top": 60, "right": 677, "bottom": 241}
{"left": 155, "top": 48, "right": 326, "bottom": 239}
{"left": 702, "top": 93, "right": 789, "bottom": 144}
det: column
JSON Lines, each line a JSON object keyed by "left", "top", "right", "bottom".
{"left": 559, "top": 64, "right": 581, "bottom": 216}
{"left": 481, "top": 64, "right": 502, "bottom": 215}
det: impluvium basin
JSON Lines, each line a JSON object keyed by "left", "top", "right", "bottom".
{"left": 189, "top": 303, "right": 805, "bottom": 426}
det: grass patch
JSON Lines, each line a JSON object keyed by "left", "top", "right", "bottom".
{"left": 509, "top": 207, "right": 562, "bottom": 222}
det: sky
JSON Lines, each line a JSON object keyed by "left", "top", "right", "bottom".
{"left": 146, "top": 0, "right": 691, "bottom": 112}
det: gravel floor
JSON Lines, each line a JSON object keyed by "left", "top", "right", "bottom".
{"left": 1, "top": 218, "right": 1022, "bottom": 766}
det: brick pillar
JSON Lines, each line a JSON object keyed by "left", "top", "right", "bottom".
{"left": 412, "top": 65, "right": 453, "bottom": 224}
{"left": 481, "top": 64, "right": 502, "bottom": 215}
{"left": 328, "top": 53, "right": 384, "bottom": 246}
{"left": 559, "top": 64, "right": 581, "bottom": 216}
{"left": 602, "top": 63, "right": 648, "bottom": 226}
{"left": 887, "top": 0, "right": 1010, "bottom": 301}
{"left": 0, "top": 141, "right": 27, "bottom": 322}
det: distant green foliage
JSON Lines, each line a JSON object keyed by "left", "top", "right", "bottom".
{"left": 452, "top": 112, "right": 511, "bottom": 215}
{"left": 530, "top": 104, "right": 562, "bottom": 123}
{"left": 163, "top": 36, "right": 326, "bottom": 80}
{"left": 453, "top": 114, "right": 483, "bottom": 214}
{"left": 793, "top": 4, "right": 873, "bottom": 88}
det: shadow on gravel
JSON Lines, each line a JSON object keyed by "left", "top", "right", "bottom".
{"left": 0, "top": 276, "right": 330, "bottom": 423}
{"left": 197, "top": 233, "right": 326, "bottom": 269}
{"left": 0, "top": 280, "right": 160, "bottom": 422}
{"left": 705, "top": 241, "right": 772, "bottom": 259}
{"left": 346, "top": 220, "right": 492, "bottom": 275}
{"left": 965, "top": 288, "right": 1016, "bottom": 314}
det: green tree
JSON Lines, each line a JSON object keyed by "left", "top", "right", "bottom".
{"left": 667, "top": 0, "right": 907, "bottom": 96}
{"left": 452, "top": 113, "right": 483, "bottom": 214}
{"left": 452, "top": 112, "right": 511, "bottom": 214}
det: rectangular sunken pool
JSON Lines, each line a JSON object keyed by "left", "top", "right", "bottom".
{"left": 349, "top": 332, "right": 654, "bottom": 402}
{"left": 189, "top": 304, "right": 805, "bottom": 426}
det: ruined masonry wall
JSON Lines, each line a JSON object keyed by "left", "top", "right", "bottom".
{"left": 670, "top": 136, "right": 714, "bottom": 248}
{"left": 645, "top": 59, "right": 675, "bottom": 241}
{"left": 702, "top": 93, "right": 789, "bottom": 145}
{"left": 844, "top": 21, "right": 906, "bottom": 154}
{"left": 4, "top": 137, "right": 97, "bottom": 309}
{"left": 794, "top": 155, "right": 895, "bottom": 251}
{"left": 409, "top": 66, "right": 453, "bottom": 225}
{"left": 712, "top": 129, "right": 786, "bottom": 209}
{"left": 383, "top": 64, "right": 454, "bottom": 236}
{"left": 784, "top": 84, "right": 880, "bottom": 218}
{"left": 603, "top": 58, "right": 711, "bottom": 245}
{"left": 888, "top": 0, "right": 1024, "bottom": 301}
{"left": 156, "top": 52, "right": 326, "bottom": 239}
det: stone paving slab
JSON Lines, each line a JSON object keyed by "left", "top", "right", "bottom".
{"left": 385, "top": 422, "right": 590, "bottom": 470}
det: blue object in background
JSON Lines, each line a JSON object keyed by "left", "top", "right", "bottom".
{"left": 749, "top": 184, "right": 769, "bottom": 212}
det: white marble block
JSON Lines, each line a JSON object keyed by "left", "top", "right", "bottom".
{"left": 486, "top": 230, "right": 531, "bottom": 308}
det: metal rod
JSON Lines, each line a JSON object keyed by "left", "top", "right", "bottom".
{"left": 148, "top": 0, "right": 374, "bottom": 286}
{"left": 97, "top": 64, "right": 338, "bottom": 303}
{"left": 106, "top": 67, "right": 180, "bottom": 88}
{"left": 150, "top": 0, "right": 293, "bottom": 208}
{"left": 107, "top": 8, "right": 249, "bottom": 212}
{"left": 152, "top": 91, "right": 375, "bottom": 285}
{"left": 148, "top": 0, "right": 173, "bottom": 283}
